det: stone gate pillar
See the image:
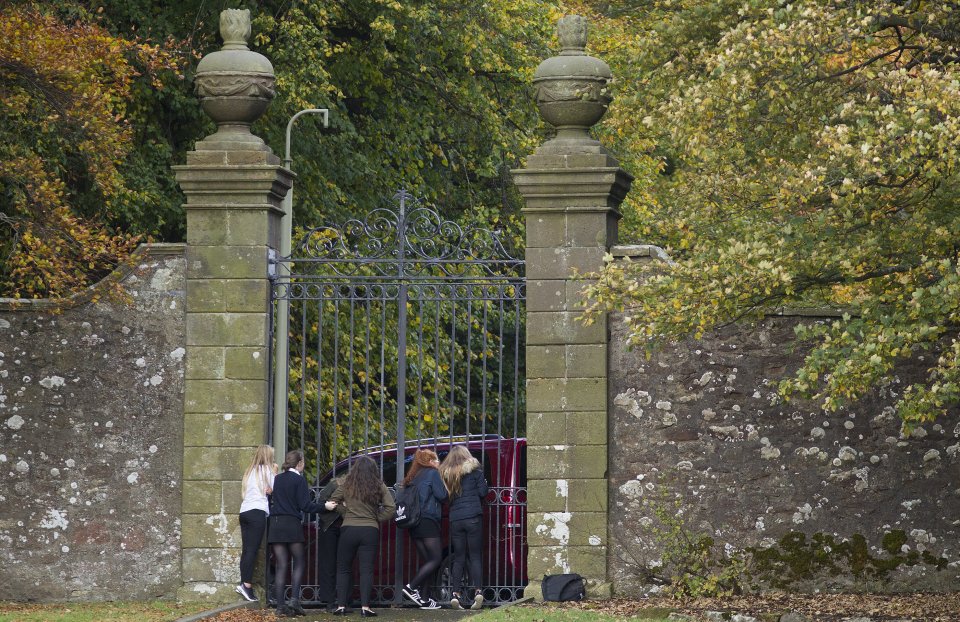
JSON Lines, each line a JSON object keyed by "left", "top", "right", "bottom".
{"left": 512, "top": 15, "right": 631, "bottom": 599}
{"left": 173, "top": 9, "right": 291, "bottom": 600}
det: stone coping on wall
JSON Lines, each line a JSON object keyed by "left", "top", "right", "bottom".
{"left": 0, "top": 243, "right": 186, "bottom": 312}
{"left": 610, "top": 243, "right": 675, "bottom": 264}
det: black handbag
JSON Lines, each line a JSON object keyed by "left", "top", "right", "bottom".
{"left": 541, "top": 573, "right": 586, "bottom": 601}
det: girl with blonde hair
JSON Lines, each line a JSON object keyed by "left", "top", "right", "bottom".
{"left": 236, "top": 444, "right": 278, "bottom": 602}
{"left": 400, "top": 449, "right": 447, "bottom": 609}
{"left": 439, "top": 446, "right": 488, "bottom": 609}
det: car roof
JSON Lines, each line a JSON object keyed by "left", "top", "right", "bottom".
{"left": 315, "top": 435, "right": 525, "bottom": 486}
{"left": 347, "top": 434, "right": 522, "bottom": 455}
{"left": 327, "top": 434, "right": 523, "bottom": 467}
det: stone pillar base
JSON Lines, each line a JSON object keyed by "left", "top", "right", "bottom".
{"left": 523, "top": 581, "right": 543, "bottom": 601}
{"left": 587, "top": 581, "right": 612, "bottom": 599}
{"left": 177, "top": 583, "right": 239, "bottom": 602}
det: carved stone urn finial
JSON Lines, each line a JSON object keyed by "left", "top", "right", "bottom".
{"left": 532, "top": 15, "right": 612, "bottom": 147}
{"left": 219, "top": 8, "right": 252, "bottom": 50}
{"left": 193, "top": 9, "right": 275, "bottom": 147}
{"left": 557, "top": 15, "right": 588, "bottom": 54}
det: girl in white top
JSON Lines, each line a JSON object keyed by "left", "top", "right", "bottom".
{"left": 236, "top": 445, "right": 278, "bottom": 602}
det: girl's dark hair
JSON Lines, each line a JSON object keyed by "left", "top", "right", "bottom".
{"left": 282, "top": 449, "right": 304, "bottom": 471}
{"left": 341, "top": 455, "right": 383, "bottom": 507}
{"left": 401, "top": 449, "right": 438, "bottom": 487}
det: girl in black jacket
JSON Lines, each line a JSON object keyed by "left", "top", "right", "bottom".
{"left": 314, "top": 478, "right": 343, "bottom": 612}
{"left": 268, "top": 449, "right": 324, "bottom": 617}
{"left": 400, "top": 449, "right": 447, "bottom": 609}
{"left": 439, "top": 445, "right": 489, "bottom": 610}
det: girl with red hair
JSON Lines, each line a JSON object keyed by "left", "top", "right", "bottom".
{"left": 400, "top": 449, "right": 447, "bottom": 609}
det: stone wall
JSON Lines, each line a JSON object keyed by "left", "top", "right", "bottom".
{"left": 0, "top": 245, "right": 186, "bottom": 601}
{"left": 608, "top": 312, "right": 960, "bottom": 595}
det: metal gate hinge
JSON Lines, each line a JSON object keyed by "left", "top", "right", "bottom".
{"left": 267, "top": 248, "right": 278, "bottom": 278}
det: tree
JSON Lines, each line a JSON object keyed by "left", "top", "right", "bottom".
{"left": 2, "top": 0, "right": 554, "bottom": 298}
{"left": 82, "top": 0, "right": 555, "bottom": 229}
{"left": 579, "top": 0, "right": 960, "bottom": 426}
{"left": 0, "top": 3, "right": 183, "bottom": 298}
{"left": 251, "top": 0, "right": 553, "bottom": 227}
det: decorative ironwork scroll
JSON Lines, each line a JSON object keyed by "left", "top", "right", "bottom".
{"left": 284, "top": 190, "right": 523, "bottom": 278}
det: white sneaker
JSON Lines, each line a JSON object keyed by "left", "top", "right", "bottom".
{"left": 471, "top": 593, "right": 484, "bottom": 610}
{"left": 420, "top": 598, "right": 441, "bottom": 610}
{"left": 235, "top": 583, "right": 258, "bottom": 602}
{"left": 402, "top": 585, "right": 423, "bottom": 606}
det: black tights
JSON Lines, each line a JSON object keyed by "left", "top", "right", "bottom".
{"left": 272, "top": 541, "right": 306, "bottom": 606}
{"left": 408, "top": 536, "right": 443, "bottom": 591}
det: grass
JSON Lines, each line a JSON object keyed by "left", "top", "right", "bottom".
{"left": 0, "top": 601, "right": 678, "bottom": 622}
{"left": 472, "top": 604, "right": 672, "bottom": 622}
{"left": 0, "top": 601, "right": 213, "bottom": 622}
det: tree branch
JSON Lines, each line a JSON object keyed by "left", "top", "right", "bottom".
{"left": 812, "top": 45, "right": 924, "bottom": 83}
{"left": 873, "top": 15, "right": 960, "bottom": 44}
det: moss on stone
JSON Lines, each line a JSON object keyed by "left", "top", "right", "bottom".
{"left": 880, "top": 529, "right": 907, "bottom": 555}
{"left": 882, "top": 529, "right": 908, "bottom": 555}
{"left": 746, "top": 531, "right": 948, "bottom": 588}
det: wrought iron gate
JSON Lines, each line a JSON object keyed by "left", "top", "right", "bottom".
{"left": 268, "top": 190, "right": 527, "bottom": 607}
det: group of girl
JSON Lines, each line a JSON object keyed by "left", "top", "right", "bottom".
{"left": 236, "top": 446, "right": 324, "bottom": 617}
{"left": 236, "top": 444, "right": 488, "bottom": 617}
{"left": 399, "top": 447, "right": 488, "bottom": 612}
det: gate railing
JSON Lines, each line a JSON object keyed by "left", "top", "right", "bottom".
{"left": 294, "top": 482, "right": 527, "bottom": 607}
{"left": 268, "top": 190, "right": 526, "bottom": 606}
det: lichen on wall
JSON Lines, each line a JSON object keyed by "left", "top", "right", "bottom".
{"left": 608, "top": 314, "right": 960, "bottom": 595}
{"left": 0, "top": 245, "right": 186, "bottom": 601}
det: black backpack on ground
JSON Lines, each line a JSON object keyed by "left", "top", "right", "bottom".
{"left": 393, "top": 484, "right": 421, "bottom": 529}
{"left": 541, "top": 573, "right": 586, "bottom": 601}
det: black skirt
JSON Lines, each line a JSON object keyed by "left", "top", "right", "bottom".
{"left": 267, "top": 514, "right": 305, "bottom": 544}
{"left": 410, "top": 517, "right": 440, "bottom": 539}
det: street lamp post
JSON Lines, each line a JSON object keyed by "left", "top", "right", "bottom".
{"left": 273, "top": 108, "right": 329, "bottom": 461}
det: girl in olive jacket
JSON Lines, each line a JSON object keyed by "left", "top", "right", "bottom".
{"left": 327, "top": 456, "right": 395, "bottom": 617}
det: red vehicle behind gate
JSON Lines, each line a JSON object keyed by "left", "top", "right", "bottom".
{"left": 299, "top": 434, "right": 527, "bottom": 607}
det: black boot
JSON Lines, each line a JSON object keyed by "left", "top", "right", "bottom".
{"left": 287, "top": 599, "right": 306, "bottom": 615}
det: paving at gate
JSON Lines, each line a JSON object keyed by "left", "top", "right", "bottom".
{"left": 191, "top": 602, "right": 481, "bottom": 622}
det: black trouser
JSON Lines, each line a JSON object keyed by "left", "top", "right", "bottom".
{"left": 450, "top": 516, "right": 483, "bottom": 596}
{"left": 336, "top": 526, "right": 379, "bottom": 607}
{"left": 238, "top": 509, "right": 267, "bottom": 584}
{"left": 317, "top": 522, "right": 341, "bottom": 604}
